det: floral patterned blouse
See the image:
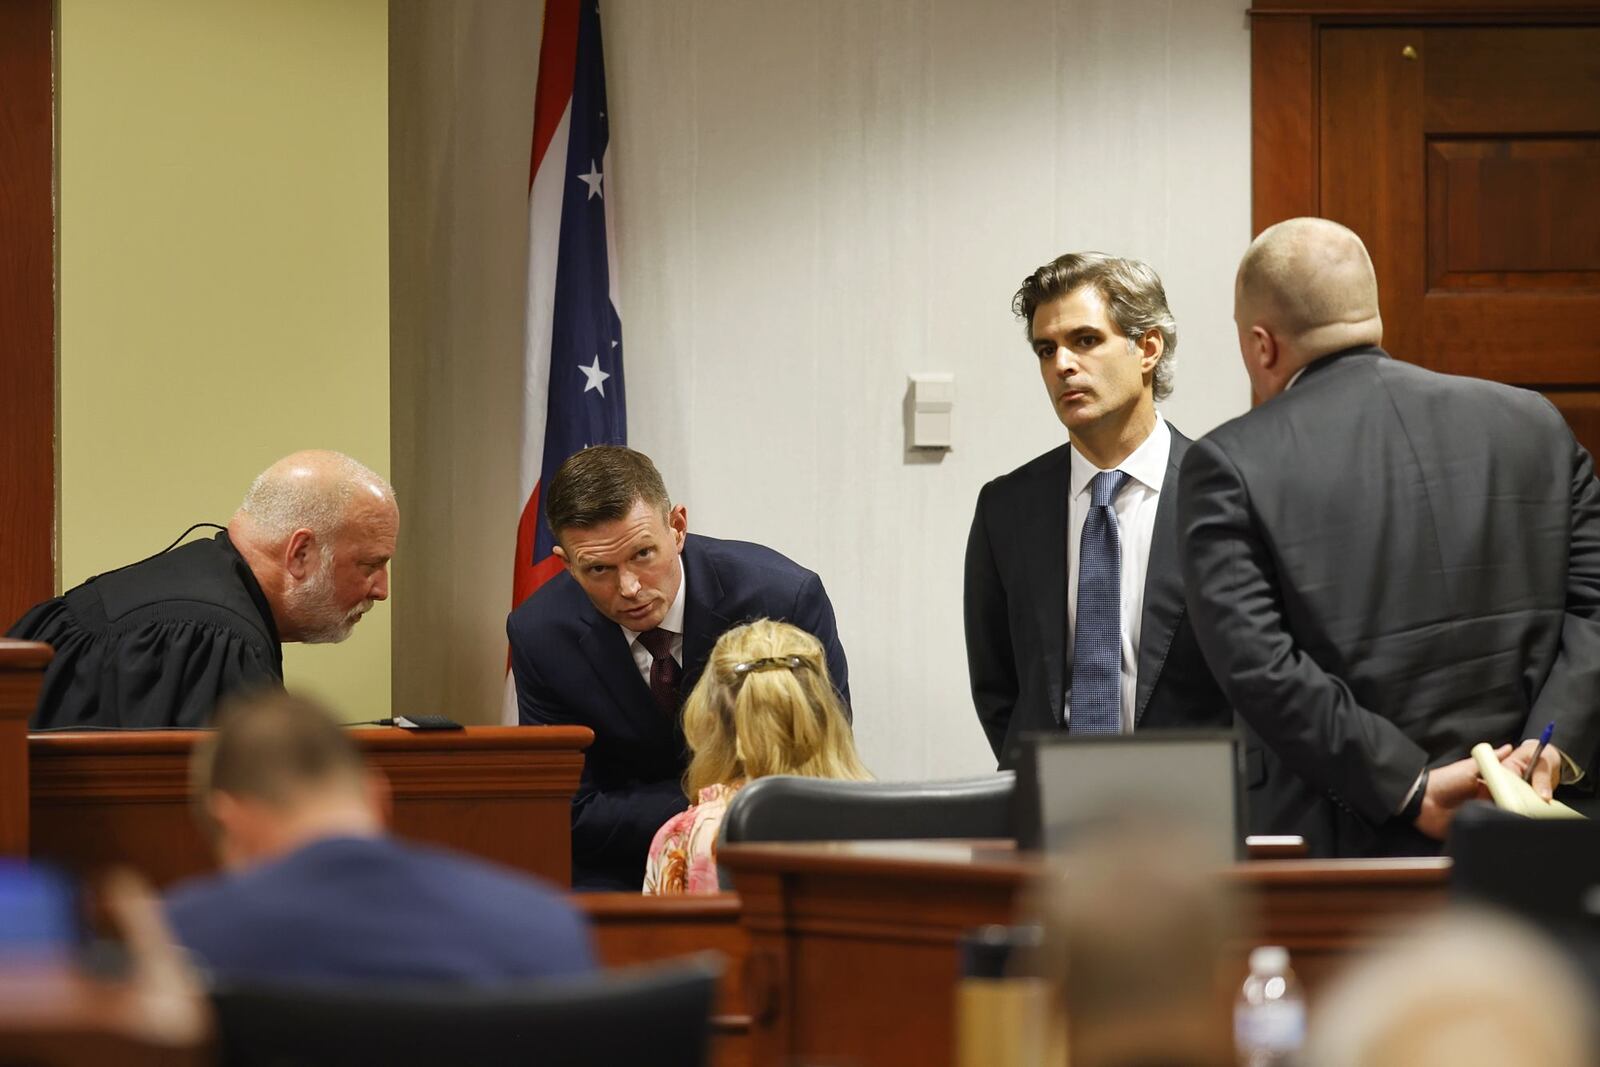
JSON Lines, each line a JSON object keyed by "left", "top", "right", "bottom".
{"left": 642, "top": 782, "right": 745, "bottom": 895}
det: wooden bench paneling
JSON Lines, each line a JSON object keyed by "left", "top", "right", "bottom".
{"left": 28, "top": 726, "right": 591, "bottom": 888}
{"left": 579, "top": 892, "right": 750, "bottom": 1067}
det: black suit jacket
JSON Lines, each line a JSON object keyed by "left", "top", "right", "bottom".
{"left": 508, "top": 533, "right": 849, "bottom": 890}
{"left": 964, "top": 423, "right": 1231, "bottom": 769}
{"left": 1178, "top": 347, "right": 1600, "bottom": 856}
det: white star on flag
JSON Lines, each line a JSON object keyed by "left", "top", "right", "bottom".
{"left": 579, "top": 355, "right": 611, "bottom": 396}
{"left": 577, "top": 159, "right": 604, "bottom": 200}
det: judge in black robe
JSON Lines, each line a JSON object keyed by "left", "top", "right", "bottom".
{"left": 8, "top": 531, "right": 284, "bottom": 729}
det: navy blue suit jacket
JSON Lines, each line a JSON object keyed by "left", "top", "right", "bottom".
{"left": 164, "top": 835, "right": 596, "bottom": 985}
{"left": 508, "top": 533, "right": 849, "bottom": 890}
{"left": 964, "top": 425, "right": 1232, "bottom": 769}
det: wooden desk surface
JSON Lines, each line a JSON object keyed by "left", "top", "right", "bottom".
{"left": 720, "top": 839, "right": 1452, "bottom": 1067}
{"left": 29, "top": 725, "right": 592, "bottom": 888}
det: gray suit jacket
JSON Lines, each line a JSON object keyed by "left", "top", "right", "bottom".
{"left": 1178, "top": 347, "right": 1600, "bottom": 856}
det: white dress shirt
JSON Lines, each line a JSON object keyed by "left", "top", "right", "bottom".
{"left": 1064, "top": 415, "right": 1172, "bottom": 733}
{"left": 621, "top": 565, "right": 687, "bottom": 682}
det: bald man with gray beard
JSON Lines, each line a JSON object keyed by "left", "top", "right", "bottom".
{"left": 1178, "top": 218, "right": 1600, "bottom": 857}
{"left": 8, "top": 450, "right": 397, "bottom": 729}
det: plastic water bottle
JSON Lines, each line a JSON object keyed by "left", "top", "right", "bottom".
{"left": 1234, "top": 945, "right": 1305, "bottom": 1066}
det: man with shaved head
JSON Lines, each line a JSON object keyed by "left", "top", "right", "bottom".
{"left": 1179, "top": 218, "right": 1600, "bottom": 856}
{"left": 9, "top": 450, "right": 398, "bottom": 728}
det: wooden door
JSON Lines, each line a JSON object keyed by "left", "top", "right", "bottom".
{"left": 1320, "top": 23, "right": 1600, "bottom": 455}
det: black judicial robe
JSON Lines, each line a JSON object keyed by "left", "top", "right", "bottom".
{"left": 7, "top": 532, "right": 283, "bottom": 729}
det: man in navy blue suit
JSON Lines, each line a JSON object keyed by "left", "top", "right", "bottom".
{"left": 165, "top": 691, "right": 596, "bottom": 985}
{"left": 508, "top": 446, "right": 850, "bottom": 890}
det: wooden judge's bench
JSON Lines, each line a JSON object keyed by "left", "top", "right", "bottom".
{"left": 0, "top": 640, "right": 593, "bottom": 888}
{"left": 1, "top": 642, "right": 1457, "bottom": 1067}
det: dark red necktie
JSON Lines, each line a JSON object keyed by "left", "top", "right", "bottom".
{"left": 636, "top": 628, "right": 681, "bottom": 716}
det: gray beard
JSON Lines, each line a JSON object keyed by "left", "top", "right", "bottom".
{"left": 285, "top": 566, "right": 365, "bottom": 644}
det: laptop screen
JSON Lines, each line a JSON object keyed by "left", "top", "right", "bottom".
{"left": 1018, "top": 732, "right": 1243, "bottom": 864}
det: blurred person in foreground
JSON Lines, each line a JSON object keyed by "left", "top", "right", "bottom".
{"left": 1304, "top": 909, "right": 1596, "bottom": 1067}
{"left": 643, "top": 619, "right": 869, "bottom": 895}
{"left": 10, "top": 450, "right": 398, "bottom": 729}
{"left": 164, "top": 690, "right": 595, "bottom": 986}
{"left": 1033, "top": 815, "right": 1237, "bottom": 1067}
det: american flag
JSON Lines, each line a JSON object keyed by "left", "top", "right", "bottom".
{"left": 505, "top": 0, "right": 624, "bottom": 721}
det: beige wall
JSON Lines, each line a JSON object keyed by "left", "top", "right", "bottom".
{"left": 58, "top": 0, "right": 392, "bottom": 718}
{"left": 389, "top": 0, "right": 1252, "bottom": 777}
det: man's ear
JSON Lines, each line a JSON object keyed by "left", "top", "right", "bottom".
{"left": 668, "top": 504, "right": 688, "bottom": 550}
{"left": 285, "top": 529, "right": 317, "bottom": 580}
{"left": 551, "top": 542, "right": 571, "bottom": 573}
{"left": 1250, "top": 325, "right": 1278, "bottom": 371}
{"left": 207, "top": 791, "right": 259, "bottom": 868}
{"left": 363, "top": 769, "right": 392, "bottom": 828}
{"left": 207, "top": 791, "right": 242, "bottom": 837}
{"left": 1136, "top": 328, "right": 1164, "bottom": 374}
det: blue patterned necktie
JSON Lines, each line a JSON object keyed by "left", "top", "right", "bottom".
{"left": 1070, "top": 469, "right": 1129, "bottom": 734}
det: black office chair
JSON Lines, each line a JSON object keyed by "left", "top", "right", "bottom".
{"left": 209, "top": 953, "right": 722, "bottom": 1067}
{"left": 720, "top": 772, "right": 1016, "bottom": 847}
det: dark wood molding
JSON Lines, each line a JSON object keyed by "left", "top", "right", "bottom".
{"left": 0, "top": 641, "right": 52, "bottom": 856}
{"left": 0, "top": 0, "right": 56, "bottom": 632}
{"left": 1251, "top": 15, "right": 1317, "bottom": 236}
{"left": 1252, "top": 1, "right": 1600, "bottom": 13}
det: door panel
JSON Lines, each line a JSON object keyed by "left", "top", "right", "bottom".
{"left": 1426, "top": 138, "right": 1600, "bottom": 283}
{"left": 1319, "top": 28, "right": 1427, "bottom": 368}
{"left": 1424, "top": 28, "right": 1600, "bottom": 133}
{"left": 1319, "top": 23, "right": 1600, "bottom": 456}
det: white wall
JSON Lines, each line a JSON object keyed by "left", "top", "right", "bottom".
{"left": 606, "top": 0, "right": 1252, "bottom": 779}
{"left": 391, "top": 0, "right": 1252, "bottom": 781}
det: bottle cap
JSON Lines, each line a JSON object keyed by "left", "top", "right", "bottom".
{"left": 1249, "top": 945, "right": 1289, "bottom": 975}
{"left": 958, "top": 924, "right": 1043, "bottom": 979}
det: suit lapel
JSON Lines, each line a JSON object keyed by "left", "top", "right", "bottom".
{"left": 1024, "top": 448, "right": 1072, "bottom": 724}
{"left": 575, "top": 598, "right": 660, "bottom": 732}
{"left": 680, "top": 536, "right": 730, "bottom": 694}
{"left": 1135, "top": 427, "right": 1189, "bottom": 725}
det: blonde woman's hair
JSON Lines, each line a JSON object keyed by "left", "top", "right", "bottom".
{"left": 681, "top": 619, "right": 870, "bottom": 797}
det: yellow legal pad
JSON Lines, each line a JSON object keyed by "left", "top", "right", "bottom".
{"left": 1471, "top": 742, "right": 1587, "bottom": 819}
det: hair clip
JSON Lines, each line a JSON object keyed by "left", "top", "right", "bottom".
{"left": 731, "top": 655, "right": 805, "bottom": 675}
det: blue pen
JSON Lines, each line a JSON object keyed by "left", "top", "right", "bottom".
{"left": 1524, "top": 721, "right": 1555, "bottom": 784}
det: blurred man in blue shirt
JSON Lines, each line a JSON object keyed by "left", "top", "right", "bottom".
{"left": 165, "top": 690, "right": 595, "bottom": 986}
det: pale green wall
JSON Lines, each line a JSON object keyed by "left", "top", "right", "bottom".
{"left": 58, "top": 0, "right": 392, "bottom": 719}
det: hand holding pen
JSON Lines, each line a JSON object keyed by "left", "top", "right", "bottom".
{"left": 1522, "top": 721, "right": 1556, "bottom": 797}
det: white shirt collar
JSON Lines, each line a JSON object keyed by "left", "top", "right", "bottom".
{"left": 1069, "top": 413, "right": 1171, "bottom": 500}
{"left": 1285, "top": 365, "right": 1310, "bottom": 391}
{"left": 621, "top": 558, "right": 688, "bottom": 645}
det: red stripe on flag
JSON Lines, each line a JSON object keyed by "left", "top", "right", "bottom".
{"left": 512, "top": 484, "right": 566, "bottom": 610}
{"left": 528, "top": 0, "right": 581, "bottom": 190}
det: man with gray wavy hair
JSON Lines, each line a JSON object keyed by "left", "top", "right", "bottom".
{"left": 8, "top": 449, "right": 397, "bottom": 729}
{"left": 965, "top": 252, "right": 1229, "bottom": 769}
